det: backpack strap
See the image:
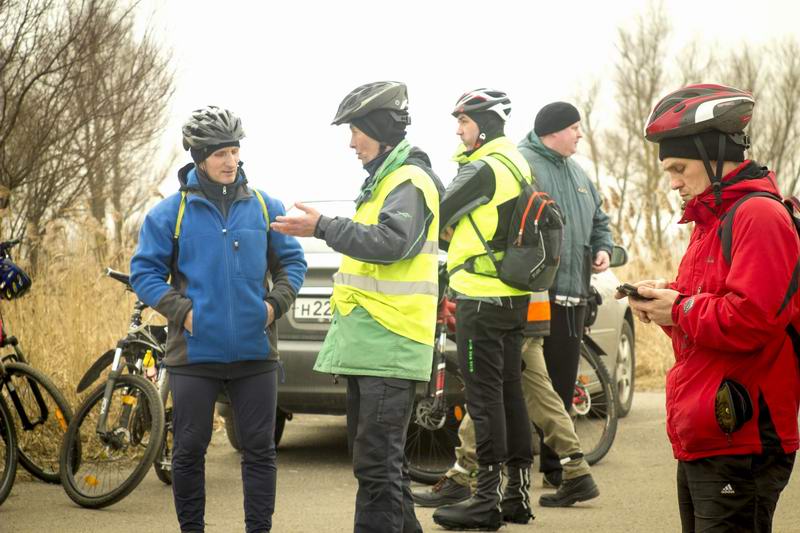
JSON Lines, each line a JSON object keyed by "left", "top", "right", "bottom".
{"left": 450, "top": 154, "right": 531, "bottom": 278}
{"left": 171, "top": 188, "right": 271, "bottom": 278}
{"left": 251, "top": 188, "right": 270, "bottom": 225}
{"left": 718, "top": 191, "right": 782, "bottom": 264}
{"left": 487, "top": 152, "right": 532, "bottom": 188}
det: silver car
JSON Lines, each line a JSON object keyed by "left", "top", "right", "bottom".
{"left": 219, "top": 201, "right": 635, "bottom": 478}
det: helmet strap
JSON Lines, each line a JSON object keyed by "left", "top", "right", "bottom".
{"left": 692, "top": 135, "right": 725, "bottom": 207}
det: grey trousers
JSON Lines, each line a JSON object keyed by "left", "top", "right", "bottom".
{"left": 346, "top": 375, "right": 422, "bottom": 533}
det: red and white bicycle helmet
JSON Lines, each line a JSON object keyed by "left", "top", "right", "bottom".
{"left": 645, "top": 84, "right": 754, "bottom": 142}
{"left": 646, "top": 84, "right": 755, "bottom": 206}
{"left": 452, "top": 88, "right": 512, "bottom": 122}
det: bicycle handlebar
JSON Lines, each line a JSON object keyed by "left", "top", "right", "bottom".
{"left": 0, "top": 239, "right": 21, "bottom": 258}
{"left": 105, "top": 268, "right": 132, "bottom": 289}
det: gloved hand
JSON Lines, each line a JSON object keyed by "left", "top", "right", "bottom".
{"left": 437, "top": 297, "right": 457, "bottom": 334}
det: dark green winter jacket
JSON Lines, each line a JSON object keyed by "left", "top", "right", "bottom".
{"left": 518, "top": 131, "right": 613, "bottom": 302}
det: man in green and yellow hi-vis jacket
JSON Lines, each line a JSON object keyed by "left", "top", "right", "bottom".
{"left": 272, "top": 81, "right": 444, "bottom": 533}
{"left": 431, "top": 88, "right": 534, "bottom": 532}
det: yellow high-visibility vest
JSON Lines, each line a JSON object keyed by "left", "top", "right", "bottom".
{"left": 447, "top": 137, "right": 533, "bottom": 297}
{"left": 332, "top": 164, "right": 440, "bottom": 346}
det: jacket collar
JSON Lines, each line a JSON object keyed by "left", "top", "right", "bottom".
{"left": 177, "top": 162, "right": 253, "bottom": 203}
{"left": 518, "top": 130, "right": 567, "bottom": 164}
{"left": 680, "top": 160, "right": 778, "bottom": 227}
{"left": 453, "top": 136, "right": 516, "bottom": 165}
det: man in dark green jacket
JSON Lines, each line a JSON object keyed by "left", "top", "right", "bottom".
{"left": 517, "top": 102, "right": 613, "bottom": 496}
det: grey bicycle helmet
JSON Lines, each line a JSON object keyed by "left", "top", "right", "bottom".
{"left": 332, "top": 81, "right": 410, "bottom": 126}
{"left": 452, "top": 88, "right": 512, "bottom": 121}
{"left": 181, "top": 106, "right": 245, "bottom": 151}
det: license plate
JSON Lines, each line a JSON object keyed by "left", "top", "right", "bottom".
{"left": 293, "top": 297, "right": 332, "bottom": 322}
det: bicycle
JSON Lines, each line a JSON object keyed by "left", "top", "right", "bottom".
{"left": 405, "top": 270, "right": 618, "bottom": 484}
{"left": 59, "top": 268, "right": 167, "bottom": 508}
{"left": 0, "top": 384, "right": 18, "bottom": 506}
{"left": 405, "top": 266, "right": 465, "bottom": 484}
{"left": 0, "top": 238, "right": 75, "bottom": 484}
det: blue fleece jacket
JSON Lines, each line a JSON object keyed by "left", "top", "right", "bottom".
{"left": 131, "top": 167, "right": 306, "bottom": 365}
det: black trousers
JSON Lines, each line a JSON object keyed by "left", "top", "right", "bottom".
{"left": 677, "top": 453, "right": 795, "bottom": 533}
{"left": 346, "top": 375, "right": 421, "bottom": 533}
{"left": 540, "top": 303, "right": 586, "bottom": 475}
{"left": 170, "top": 370, "right": 278, "bottom": 533}
{"left": 455, "top": 298, "right": 532, "bottom": 469}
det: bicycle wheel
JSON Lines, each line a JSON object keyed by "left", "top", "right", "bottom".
{"left": 573, "top": 344, "right": 618, "bottom": 466}
{"left": 153, "top": 405, "right": 172, "bottom": 485}
{"left": 0, "top": 396, "right": 18, "bottom": 506}
{"left": 59, "top": 373, "right": 164, "bottom": 508}
{"left": 1, "top": 362, "right": 73, "bottom": 483}
{"left": 406, "top": 396, "right": 464, "bottom": 485}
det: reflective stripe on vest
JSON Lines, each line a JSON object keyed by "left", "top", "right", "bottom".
{"left": 333, "top": 272, "right": 438, "bottom": 297}
{"left": 447, "top": 137, "right": 532, "bottom": 297}
{"left": 332, "top": 163, "right": 440, "bottom": 346}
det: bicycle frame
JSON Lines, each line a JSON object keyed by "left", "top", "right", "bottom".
{"left": 91, "top": 271, "right": 167, "bottom": 444}
{"left": 0, "top": 314, "right": 51, "bottom": 432}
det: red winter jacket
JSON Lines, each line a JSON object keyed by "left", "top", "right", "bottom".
{"left": 664, "top": 161, "right": 800, "bottom": 462}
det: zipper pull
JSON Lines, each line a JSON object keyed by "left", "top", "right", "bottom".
{"left": 223, "top": 185, "right": 227, "bottom": 195}
{"left": 222, "top": 228, "right": 227, "bottom": 235}
{"left": 234, "top": 239, "right": 239, "bottom": 250}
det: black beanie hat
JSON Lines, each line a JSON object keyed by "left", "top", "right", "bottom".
{"left": 658, "top": 130, "right": 746, "bottom": 162}
{"left": 534, "top": 102, "right": 581, "bottom": 137}
{"left": 465, "top": 111, "right": 505, "bottom": 144}
{"left": 351, "top": 109, "right": 408, "bottom": 146}
{"left": 191, "top": 140, "right": 240, "bottom": 164}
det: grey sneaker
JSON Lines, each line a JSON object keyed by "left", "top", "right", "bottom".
{"left": 538, "top": 474, "right": 600, "bottom": 507}
{"left": 412, "top": 476, "right": 471, "bottom": 508}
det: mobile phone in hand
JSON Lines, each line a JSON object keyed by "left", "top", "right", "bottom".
{"left": 616, "top": 283, "right": 654, "bottom": 301}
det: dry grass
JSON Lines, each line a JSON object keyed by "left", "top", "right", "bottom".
{"left": 1, "top": 241, "right": 143, "bottom": 407}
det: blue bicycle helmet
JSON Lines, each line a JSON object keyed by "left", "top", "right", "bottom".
{"left": 0, "top": 258, "right": 31, "bottom": 300}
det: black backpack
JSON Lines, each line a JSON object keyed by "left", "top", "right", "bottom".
{"left": 464, "top": 152, "right": 564, "bottom": 292}
{"left": 719, "top": 191, "right": 800, "bottom": 361}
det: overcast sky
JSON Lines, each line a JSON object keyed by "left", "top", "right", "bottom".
{"left": 142, "top": 0, "right": 800, "bottom": 206}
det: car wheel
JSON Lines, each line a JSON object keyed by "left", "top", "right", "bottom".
{"left": 615, "top": 319, "right": 635, "bottom": 417}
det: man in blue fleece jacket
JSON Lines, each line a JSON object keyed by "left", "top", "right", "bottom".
{"left": 131, "top": 106, "right": 306, "bottom": 533}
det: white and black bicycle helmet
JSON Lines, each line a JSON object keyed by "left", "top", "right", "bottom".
{"left": 452, "top": 88, "right": 512, "bottom": 122}
{"left": 181, "top": 106, "right": 245, "bottom": 151}
{"left": 332, "top": 81, "right": 410, "bottom": 126}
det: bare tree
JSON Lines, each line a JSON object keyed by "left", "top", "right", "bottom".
{"left": 0, "top": 0, "right": 174, "bottom": 265}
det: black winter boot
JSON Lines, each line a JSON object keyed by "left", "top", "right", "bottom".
{"left": 432, "top": 463, "right": 504, "bottom": 531}
{"left": 501, "top": 466, "right": 533, "bottom": 524}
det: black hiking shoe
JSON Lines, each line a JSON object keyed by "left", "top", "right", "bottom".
{"left": 412, "top": 476, "right": 471, "bottom": 508}
{"left": 538, "top": 473, "right": 600, "bottom": 507}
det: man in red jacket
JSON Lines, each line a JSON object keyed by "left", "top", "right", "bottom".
{"left": 621, "top": 84, "right": 800, "bottom": 532}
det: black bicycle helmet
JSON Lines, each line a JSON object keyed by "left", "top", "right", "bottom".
{"left": 0, "top": 258, "right": 31, "bottom": 300}
{"left": 181, "top": 106, "right": 245, "bottom": 151}
{"left": 332, "top": 81, "right": 410, "bottom": 126}
{"left": 452, "top": 88, "right": 512, "bottom": 121}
